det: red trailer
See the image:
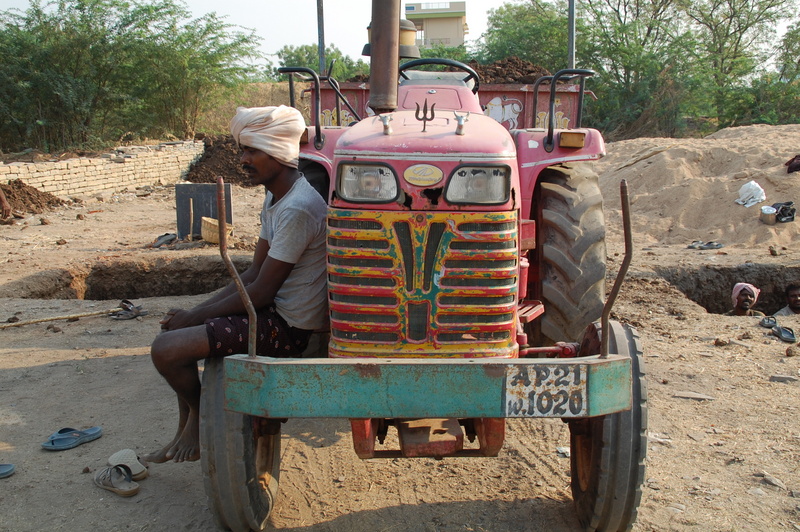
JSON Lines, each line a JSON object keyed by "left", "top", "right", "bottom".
{"left": 315, "top": 80, "right": 592, "bottom": 130}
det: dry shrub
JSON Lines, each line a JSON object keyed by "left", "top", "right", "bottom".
{"left": 196, "top": 82, "right": 312, "bottom": 134}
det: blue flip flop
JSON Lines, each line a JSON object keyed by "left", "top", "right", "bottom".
{"left": 759, "top": 316, "right": 777, "bottom": 328}
{"left": 41, "top": 426, "right": 102, "bottom": 451}
{"left": 772, "top": 326, "right": 797, "bottom": 343}
{"left": 0, "top": 464, "right": 15, "bottom": 479}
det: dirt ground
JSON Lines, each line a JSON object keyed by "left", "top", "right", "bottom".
{"left": 2, "top": 128, "right": 800, "bottom": 532}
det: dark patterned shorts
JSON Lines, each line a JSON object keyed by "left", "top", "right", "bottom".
{"left": 205, "top": 305, "right": 312, "bottom": 357}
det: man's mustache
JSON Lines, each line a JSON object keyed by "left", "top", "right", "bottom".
{"left": 242, "top": 164, "right": 256, "bottom": 172}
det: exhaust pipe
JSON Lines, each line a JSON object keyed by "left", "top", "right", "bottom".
{"left": 368, "top": 0, "right": 400, "bottom": 115}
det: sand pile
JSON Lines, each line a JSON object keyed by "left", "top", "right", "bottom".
{"left": 596, "top": 124, "right": 800, "bottom": 248}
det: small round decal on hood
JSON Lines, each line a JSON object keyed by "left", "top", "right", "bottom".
{"left": 404, "top": 164, "right": 444, "bottom": 186}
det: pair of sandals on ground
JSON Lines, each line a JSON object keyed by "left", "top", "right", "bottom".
{"left": 759, "top": 315, "right": 797, "bottom": 343}
{"left": 8, "top": 426, "right": 148, "bottom": 496}
{"left": 687, "top": 240, "right": 724, "bottom": 250}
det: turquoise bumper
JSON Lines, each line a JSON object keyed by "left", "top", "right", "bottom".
{"left": 221, "top": 355, "right": 632, "bottom": 419}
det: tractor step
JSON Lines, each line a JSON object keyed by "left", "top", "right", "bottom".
{"left": 518, "top": 299, "right": 545, "bottom": 324}
{"left": 397, "top": 418, "right": 463, "bottom": 457}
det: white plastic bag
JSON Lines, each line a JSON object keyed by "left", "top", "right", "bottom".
{"left": 735, "top": 180, "right": 766, "bottom": 208}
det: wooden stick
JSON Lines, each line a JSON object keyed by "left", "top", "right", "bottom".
{"left": 0, "top": 306, "right": 123, "bottom": 329}
{"left": 188, "top": 197, "right": 194, "bottom": 241}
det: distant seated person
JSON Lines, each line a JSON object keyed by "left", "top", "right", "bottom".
{"left": 0, "top": 187, "right": 11, "bottom": 219}
{"left": 724, "top": 283, "right": 765, "bottom": 316}
{"left": 773, "top": 283, "right": 800, "bottom": 316}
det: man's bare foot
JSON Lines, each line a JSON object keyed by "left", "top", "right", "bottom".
{"left": 168, "top": 416, "right": 200, "bottom": 463}
{"left": 143, "top": 436, "right": 180, "bottom": 464}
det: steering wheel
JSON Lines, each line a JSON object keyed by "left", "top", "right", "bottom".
{"left": 398, "top": 58, "right": 480, "bottom": 93}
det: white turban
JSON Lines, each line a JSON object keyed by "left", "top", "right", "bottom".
{"left": 229, "top": 105, "right": 306, "bottom": 168}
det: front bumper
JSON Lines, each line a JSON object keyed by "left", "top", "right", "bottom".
{"left": 221, "top": 354, "right": 632, "bottom": 419}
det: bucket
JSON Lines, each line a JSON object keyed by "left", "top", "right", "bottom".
{"left": 760, "top": 206, "right": 777, "bottom": 225}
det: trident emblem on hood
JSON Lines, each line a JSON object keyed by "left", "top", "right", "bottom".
{"left": 415, "top": 99, "right": 436, "bottom": 132}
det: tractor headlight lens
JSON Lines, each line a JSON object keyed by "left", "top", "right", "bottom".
{"left": 337, "top": 164, "right": 398, "bottom": 202}
{"left": 445, "top": 166, "right": 510, "bottom": 204}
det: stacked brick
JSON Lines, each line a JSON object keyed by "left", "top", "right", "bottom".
{"left": 0, "top": 140, "right": 205, "bottom": 198}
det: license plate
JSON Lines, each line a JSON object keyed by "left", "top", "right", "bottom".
{"left": 503, "top": 364, "right": 588, "bottom": 417}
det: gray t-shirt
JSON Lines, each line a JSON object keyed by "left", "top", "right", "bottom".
{"left": 773, "top": 305, "right": 799, "bottom": 317}
{"left": 260, "top": 177, "right": 328, "bottom": 330}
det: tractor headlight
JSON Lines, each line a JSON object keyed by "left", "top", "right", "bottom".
{"left": 445, "top": 166, "right": 510, "bottom": 204}
{"left": 337, "top": 164, "right": 398, "bottom": 202}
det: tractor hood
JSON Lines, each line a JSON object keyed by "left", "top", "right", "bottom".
{"left": 334, "top": 110, "right": 516, "bottom": 161}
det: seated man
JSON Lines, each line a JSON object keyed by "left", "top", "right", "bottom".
{"left": 773, "top": 283, "right": 800, "bottom": 316}
{"left": 145, "top": 106, "right": 328, "bottom": 463}
{"left": 724, "top": 283, "right": 765, "bottom": 317}
{"left": 0, "top": 187, "right": 11, "bottom": 219}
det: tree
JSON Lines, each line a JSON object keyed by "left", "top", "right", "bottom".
{"left": 418, "top": 44, "right": 472, "bottom": 63}
{"left": 475, "top": 0, "right": 570, "bottom": 70}
{"left": 271, "top": 44, "right": 369, "bottom": 82}
{"left": 0, "top": 0, "right": 263, "bottom": 151}
{"left": 676, "top": 0, "right": 794, "bottom": 126}
{"left": 777, "top": 21, "right": 800, "bottom": 82}
{"left": 579, "top": 0, "right": 692, "bottom": 137}
{"left": 128, "top": 10, "right": 262, "bottom": 139}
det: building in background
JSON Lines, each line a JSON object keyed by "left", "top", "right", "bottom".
{"left": 405, "top": 2, "right": 468, "bottom": 48}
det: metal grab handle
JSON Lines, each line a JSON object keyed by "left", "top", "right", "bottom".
{"left": 216, "top": 177, "right": 258, "bottom": 357}
{"left": 543, "top": 68, "right": 594, "bottom": 152}
{"left": 278, "top": 67, "right": 325, "bottom": 149}
{"left": 600, "top": 179, "right": 632, "bottom": 358}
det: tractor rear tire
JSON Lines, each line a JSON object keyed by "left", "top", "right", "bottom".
{"left": 532, "top": 163, "right": 605, "bottom": 345}
{"left": 569, "top": 321, "right": 647, "bottom": 531}
{"left": 200, "top": 357, "right": 281, "bottom": 532}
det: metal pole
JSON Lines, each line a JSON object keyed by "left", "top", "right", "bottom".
{"left": 568, "top": 0, "right": 575, "bottom": 69}
{"left": 216, "top": 177, "right": 258, "bottom": 358}
{"left": 601, "top": 179, "right": 632, "bottom": 358}
{"left": 317, "top": 0, "right": 326, "bottom": 74}
{"left": 368, "top": 0, "right": 400, "bottom": 114}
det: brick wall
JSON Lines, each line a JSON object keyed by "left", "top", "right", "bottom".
{"left": 0, "top": 141, "right": 205, "bottom": 198}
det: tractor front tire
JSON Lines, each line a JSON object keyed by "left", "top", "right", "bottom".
{"left": 569, "top": 321, "right": 647, "bottom": 531}
{"left": 532, "top": 163, "right": 606, "bottom": 345}
{"left": 200, "top": 357, "right": 281, "bottom": 532}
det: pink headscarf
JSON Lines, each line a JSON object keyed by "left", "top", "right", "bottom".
{"left": 731, "top": 283, "right": 760, "bottom": 308}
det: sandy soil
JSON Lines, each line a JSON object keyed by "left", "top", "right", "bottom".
{"left": 2, "top": 127, "right": 800, "bottom": 531}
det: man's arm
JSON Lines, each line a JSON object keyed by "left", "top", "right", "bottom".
{"left": 160, "top": 238, "right": 270, "bottom": 329}
{"left": 162, "top": 238, "right": 295, "bottom": 330}
{"left": 194, "top": 237, "right": 271, "bottom": 309}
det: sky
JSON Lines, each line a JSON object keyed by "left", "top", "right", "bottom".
{"left": 0, "top": 0, "right": 506, "bottom": 64}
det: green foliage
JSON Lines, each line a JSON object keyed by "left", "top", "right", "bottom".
{"left": 675, "top": 0, "right": 793, "bottom": 126}
{"left": 578, "top": 0, "right": 692, "bottom": 138}
{"left": 271, "top": 43, "right": 369, "bottom": 81}
{"left": 0, "top": 0, "right": 262, "bottom": 151}
{"left": 419, "top": 44, "right": 472, "bottom": 63}
{"left": 475, "top": 0, "right": 570, "bottom": 70}
{"left": 777, "top": 22, "right": 800, "bottom": 82}
{"left": 723, "top": 74, "right": 800, "bottom": 126}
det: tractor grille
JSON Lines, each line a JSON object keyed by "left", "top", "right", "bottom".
{"left": 327, "top": 209, "right": 519, "bottom": 358}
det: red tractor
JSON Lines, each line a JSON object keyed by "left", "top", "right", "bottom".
{"left": 200, "top": 2, "right": 646, "bottom": 531}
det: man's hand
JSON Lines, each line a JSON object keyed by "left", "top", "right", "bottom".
{"left": 160, "top": 309, "right": 180, "bottom": 330}
{"left": 159, "top": 308, "right": 203, "bottom": 331}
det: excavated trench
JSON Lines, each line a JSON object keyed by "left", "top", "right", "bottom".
{"left": 654, "top": 263, "right": 800, "bottom": 315}
{"left": 2, "top": 256, "right": 797, "bottom": 317}
{"left": 0, "top": 256, "right": 250, "bottom": 301}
